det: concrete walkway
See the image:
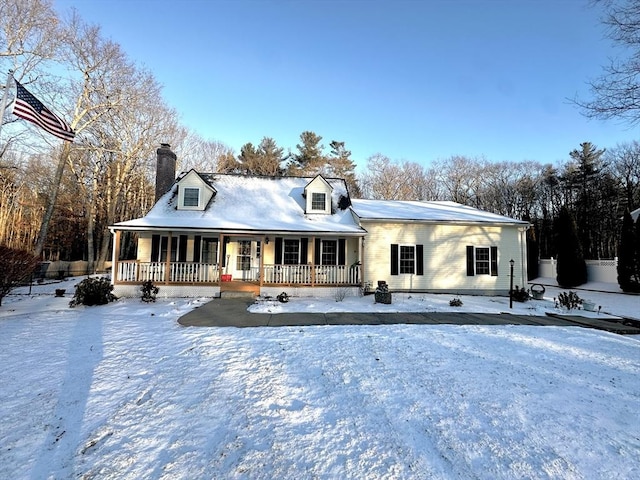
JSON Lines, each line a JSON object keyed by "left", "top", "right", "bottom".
{"left": 178, "top": 298, "right": 640, "bottom": 334}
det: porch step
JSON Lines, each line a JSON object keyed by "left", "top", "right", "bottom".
{"left": 220, "top": 290, "right": 257, "bottom": 299}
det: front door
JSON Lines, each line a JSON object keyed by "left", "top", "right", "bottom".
{"left": 231, "top": 239, "right": 260, "bottom": 281}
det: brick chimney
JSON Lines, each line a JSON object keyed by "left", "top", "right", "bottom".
{"left": 155, "top": 143, "right": 177, "bottom": 202}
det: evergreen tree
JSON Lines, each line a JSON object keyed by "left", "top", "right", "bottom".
{"left": 634, "top": 213, "right": 640, "bottom": 285}
{"left": 255, "top": 137, "right": 285, "bottom": 176}
{"left": 524, "top": 215, "right": 539, "bottom": 280}
{"left": 564, "top": 142, "right": 606, "bottom": 258}
{"left": 554, "top": 206, "right": 588, "bottom": 287}
{"left": 287, "top": 131, "right": 325, "bottom": 175}
{"left": 237, "top": 143, "right": 259, "bottom": 174}
{"left": 617, "top": 209, "right": 639, "bottom": 291}
{"left": 216, "top": 150, "right": 241, "bottom": 173}
{"left": 327, "top": 140, "right": 361, "bottom": 196}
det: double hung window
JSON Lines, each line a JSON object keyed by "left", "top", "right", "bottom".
{"left": 183, "top": 187, "right": 200, "bottom": 207}
{"left": 390, "top": 244, "right": 424, "bottom": 275}
{"left": 466, "top": 246, "right": 498, "bottom": 276}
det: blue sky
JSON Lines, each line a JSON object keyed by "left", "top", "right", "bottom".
{"left": 54, "top": 0, "right": 638, "bottom": 169}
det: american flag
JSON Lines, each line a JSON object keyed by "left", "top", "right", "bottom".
{"left": 11, "top": 80, "right": 75, "bottom": 142}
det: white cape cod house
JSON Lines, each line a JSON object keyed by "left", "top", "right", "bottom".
{"left": 109, "top": 145, "right": 529, "bottom": 298}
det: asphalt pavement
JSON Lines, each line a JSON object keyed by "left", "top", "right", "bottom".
{"left": 177, "top": 298, "right": 640, "bottom": 334}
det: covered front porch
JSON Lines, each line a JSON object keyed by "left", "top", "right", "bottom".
{"left": 111, "top": 230, "right": 364, "bottom": 296}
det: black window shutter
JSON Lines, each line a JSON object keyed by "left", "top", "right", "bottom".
{"left": 314, "top": 239, "right": 321, "bottom": 265}
{"left": 391, "top": 244, "right": 399, "bottom": 276}
{"left": 416, "top": 244, "right": 424, "bottom": 275}
{"left": 490, "top": 246, "right": 498, "bottom": 276}
{"left": 338, "top": 239, "right": 346, "bottom": 265}
{"left": 178, "top": 235, "right": 188, "bottom": 262}
{"left": 193, "top": 236, "right": 201, "bottom": 262}
{"left": 221, "top": 239, "right": 227, "bottom": 267}
{"left": 466, "top": 246, "right": 475, "bottom": 276}
{"left": 275, "top": 237, "right": 283, "bottom": 265}
{"left": 151, "top": 235, "right": 160, "bottom": 262}
{"left": 300, "top": 238, "right": 308, "bottom": 264}
{"left": 161, "top": 236, "right": 169, "bottom": 262}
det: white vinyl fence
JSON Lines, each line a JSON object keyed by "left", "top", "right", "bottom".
{"left": 539, "top": 258, "right": 618, "bottom": 284}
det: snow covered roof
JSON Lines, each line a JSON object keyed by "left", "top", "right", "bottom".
{"left": 113, "top": 174, "right": 365, "bottom": 235}
{"left": 351, "top": 199, "right": 529, "bottom": 226}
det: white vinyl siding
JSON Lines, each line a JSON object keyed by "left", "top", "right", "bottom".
{"left": 361, "top": 222, "right": 524, "bottom": 293}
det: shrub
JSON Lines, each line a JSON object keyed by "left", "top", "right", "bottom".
{"left": 511, "top": 286, "right": 530, "bottom": 302}
{"left": 69, "top": 277, "right": 117, "bottom": 307}
{"left": 334, "top": 287, "right": 347, "bottom": 302}
{"left": 0, "top": 245, "right": 40, "bottom": 306}
{"left": 617, "top": 209, "right": 640, "bottom": 292}
{"left": 449, "top": 297, "right": 463, "bottom": 307}
{"left": 141, "top": 280, "right": 159, "bottom": 302}
{"left": 555, "top": 291, "right": 582, "bottom": 311}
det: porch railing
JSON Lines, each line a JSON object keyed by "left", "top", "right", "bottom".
{"left": 261, "top": 264, "right": 360, "bottom": 285}
{"left": 116, "top": 261, "right": 220, "bottom": 283}
{"left": 115, "top": 261, "right": 360, "bottom": 286}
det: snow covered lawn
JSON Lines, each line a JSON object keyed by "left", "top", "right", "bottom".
{"left": 1, "top": 279, "right": 639, "bottom": 479}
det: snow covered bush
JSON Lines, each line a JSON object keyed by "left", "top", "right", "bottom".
{"left": 69, "top": 277, "right": 117, "bottom": 307}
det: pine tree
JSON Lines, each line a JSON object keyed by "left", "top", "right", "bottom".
{"left": 634, "top": 214, "right": 640, "bottom": 287}
{"left": 617, "top": 209, "right": 639, "bottom": 291}
{"left": 565, "top": 142, "right": 605, "bottom": 258}
{"left": 255, "top": 137, "right": 285, "bottom": 176}
{"left": 555, "top": 206, "right": 588, "bottom": 287}
{"left": 287, "top": 131, "right": 325, "bottom": 175}
{"left": 327, "top": 140, "right": 361, "bottom": 196}
{"left": 524, "top": 215, "right": 539, "bottom": 280}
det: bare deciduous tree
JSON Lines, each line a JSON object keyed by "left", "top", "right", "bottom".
{"left": 576, "top": 0, "right": 640, "bottom": 123}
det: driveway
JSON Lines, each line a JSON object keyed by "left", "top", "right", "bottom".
{"left": 178, "top": 298, "right": 640, "bottom": 334}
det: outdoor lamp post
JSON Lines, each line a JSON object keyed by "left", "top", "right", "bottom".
{"left": 509, "top": 259, "right": 514, "bottom": 309}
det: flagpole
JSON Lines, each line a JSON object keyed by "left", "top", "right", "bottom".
{"left": 0, "top": 70, "right": 14, "bottom": 140}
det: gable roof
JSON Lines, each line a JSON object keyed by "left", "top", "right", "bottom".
{"left": 113, "top": 174, "right": 365, "bottom": 235}
{"left": 351, "top": 199, "right": 529, "bottom": 226}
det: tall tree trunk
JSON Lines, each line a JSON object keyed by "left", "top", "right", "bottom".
{"left": 34, "top": 142, "right": 70, "bottom": 257}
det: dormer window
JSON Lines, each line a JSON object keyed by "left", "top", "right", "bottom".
{"left": 311, "top": 192, "right": 326, "bottom": 211}
{"left": 183, "top": 187, "right": 200, "bottom": 207}
{"left": 304, "top": 174, "right": 333, "bottom": 214}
